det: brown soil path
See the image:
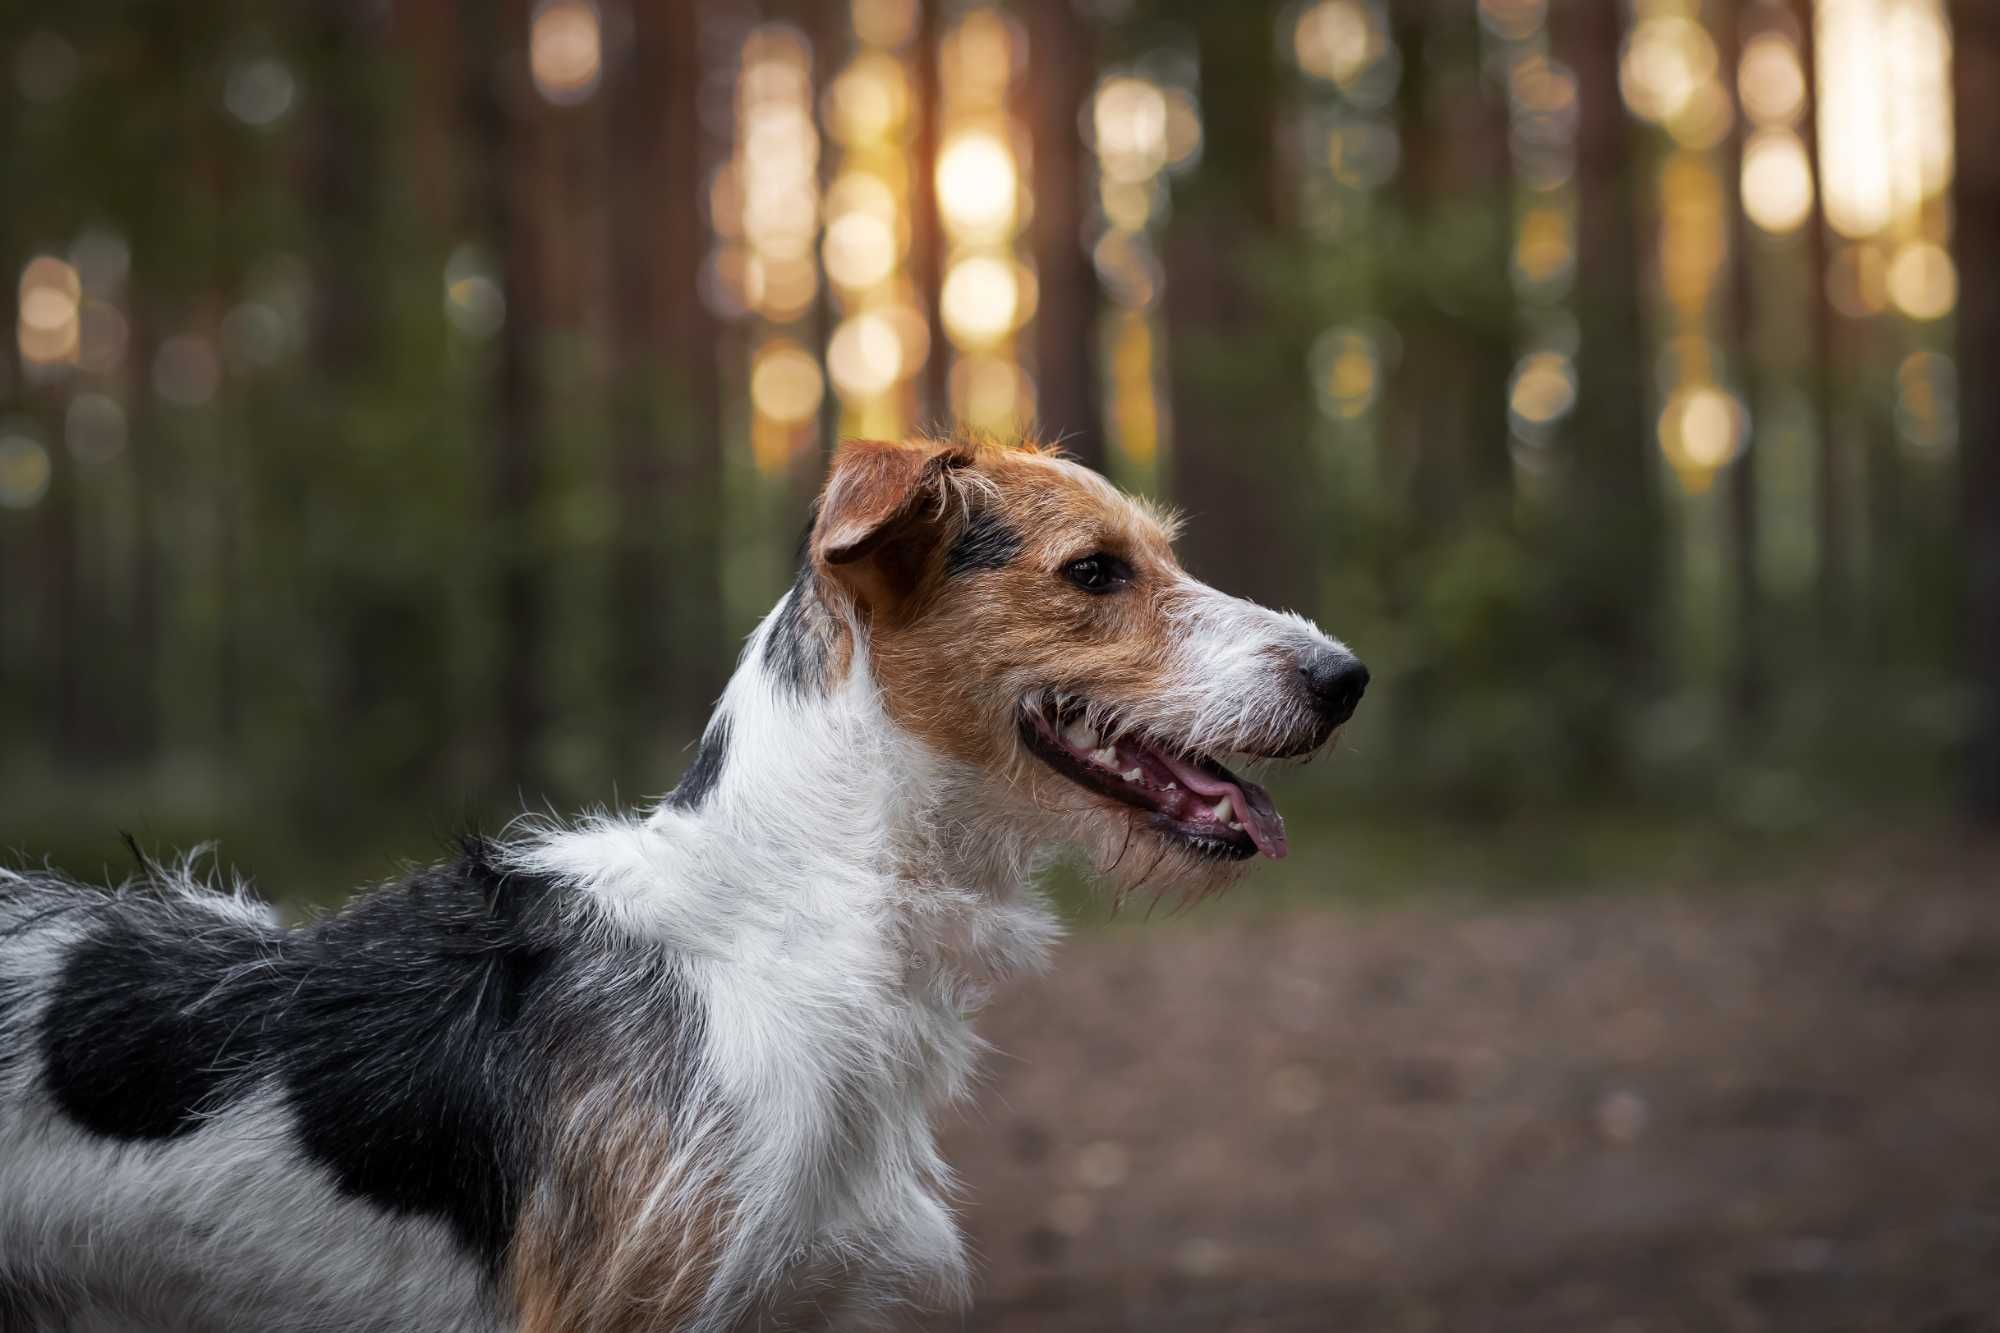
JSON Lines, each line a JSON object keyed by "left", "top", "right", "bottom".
{"left": 923, "top": 858, "right": 2000, "bottom": 1332}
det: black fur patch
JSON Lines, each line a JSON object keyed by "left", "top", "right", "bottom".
{"left": 764, "top": 562, "right": 830, "bottom": 695}
{"left": 668, "top": 713, "right": 730, "bottom": 810}
{"left": 35, "top": 841, "right": 567, "bottom": 1271}
{"left": 944, "top": 510, "right": 1023, "bottom": 577}
{"left": 276, "top": 841, "right": 558, "bottom": 1269}
{"left": 40, "top": 905, "right": 280, "bottom": 1141}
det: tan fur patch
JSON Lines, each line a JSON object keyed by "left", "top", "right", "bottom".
{"left": 508, "top": 1099, "right": 727, "bottom": 1333}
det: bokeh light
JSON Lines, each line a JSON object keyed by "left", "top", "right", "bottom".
{"left": 1660, "top": 383, "right": 1746, "bottom": 473}
{"left": 0, "top": 431, "right": 53, "bottom": 509}
{"left": 1665, "top": 78, "right": 1733, "bottom": 150}
{"left": 936, "top": 130, "right": 1019, "bottom": 238}
{"left": 530, "top": 0, "right": 603, "bottom": 106}
{"left": 1508, "top": 350, "right": 1578, "bottom": 430}
{"left": 1741, "top": 129, "right": 1815, "bottom": 234}
{"left": 756, "top": 255, "right": 819, "bottom": 324}
{"left": 1739, "top": 32, "right": 1806, "bottom": 126}
{"left": 1812, "top": 0, "right": 1952, "bottom": 239}
{"left": 941, "top": 256, "right": 1022, "bottom": 347}
{"left": 823, "top": 211, "right": 900, "bottom": 291}
{"left": 1094, "top": 76, "right": 1169, "bottom": 184}
{"left": 225, "top": 57, "right": 296, "bottom": 128}
{"left": 1620, "top": 16, "right": 1718, "bottom": 126}
{"left": 1513, "top": 205, "right": 1574, "bottom": 289}
{"left": 1886, "top": 239, "right": 1957, "bottom": 321}
{"left": 444, "top": 245, "right": 506, "bottom": 338}
{"left": 749, "top": 339, "right": 824, "bottom": 424}
{"left": 221, "top": 301, "right": 287, "bottom": 371}
{"left": 1161, "top": 87, "right": 1204, "bottom": 172}
{"left": 18, "top": 255, "right": 82, "bottom": 367}
{"left": 1309, "top": 326, "right": 1382, "bottom": 421}
{"left": 827, "top": 312, "right": 904, "bottom": 398}
{"left": 1895, "top": 350, "right": 1957, "bottom": 452}
{"left": 949, "top": 354, "right": 1030, "bottom": 430}
{"left": 940, "top": 8, "right": 1019, "bottom": 105}
{"left": 1293, "top": 0, "right": 1382, "bottom": 88}
{"left": 826, "top": 52, "right": 910, "bottom": 145}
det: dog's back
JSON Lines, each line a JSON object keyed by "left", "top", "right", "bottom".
{"left": 0, "top": 857, "right": 538, "bottom": 1332}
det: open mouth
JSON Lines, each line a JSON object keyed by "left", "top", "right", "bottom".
{"left": 1018, "top": 697, "right": 1289, "bottom": 861}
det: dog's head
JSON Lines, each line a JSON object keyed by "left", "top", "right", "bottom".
{"left": 809, "top": 437, "right": 1365, "bottom": 893}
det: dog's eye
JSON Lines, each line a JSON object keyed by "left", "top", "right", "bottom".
{"left": 1062, "top": 554, "right": 1132, "bottom": 593}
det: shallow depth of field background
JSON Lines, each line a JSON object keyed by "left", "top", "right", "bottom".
{"left": 3, "top": 1, "right": 1998, "bottom": 1328}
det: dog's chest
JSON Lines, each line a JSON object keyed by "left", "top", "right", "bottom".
{"left": 694, "top": 897, "right": 1034, "bottom": 1296}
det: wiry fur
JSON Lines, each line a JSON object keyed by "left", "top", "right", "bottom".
{"left": 0, "top": 437, "right": 1358, "bottom": 1331}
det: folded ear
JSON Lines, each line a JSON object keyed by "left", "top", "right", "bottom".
{"left": 811, "top": 438, "right": 974, "bottom": 615}
{"left": 814, "top": 438, "right": 969, "bottom": 563}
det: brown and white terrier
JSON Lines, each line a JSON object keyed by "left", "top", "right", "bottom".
{"left": 0, "top": 437, "right": 1364, "bottom": 1333}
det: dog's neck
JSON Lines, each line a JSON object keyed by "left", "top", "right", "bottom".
{"left": 528, "top": 582, "right": 1058, "bottom": 994}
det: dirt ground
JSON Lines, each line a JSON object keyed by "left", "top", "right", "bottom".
{"left": 919, "top": 844, "right": 2000, "bottom": 1333}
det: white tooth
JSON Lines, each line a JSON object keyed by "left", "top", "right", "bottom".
{"left": 1091, "top": 747, "right": 1119, "bottom": 767}
{"left": 1164, "top": 782, "right": 1177, "bottom": 792}
{"left": 1120, "top": 767, "right": 1143, "bottom": 782}
{"left": 1212, "top": 795, "right": 1234, "bottom": 824}
{"left": 1063, "top": 722, "right": 1096, "bottom": 749}
{"left": 1228, "top": 820, "right": 1245, "bottom": 831}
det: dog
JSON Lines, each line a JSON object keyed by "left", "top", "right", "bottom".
{"left": 0, "top": 437, "right": 1365, "bottom": 1332}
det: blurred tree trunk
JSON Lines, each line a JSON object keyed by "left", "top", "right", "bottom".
{"left": 1555, "top": 0, "right": 1660, "bottom": 784}
{"left": 1719, "top": 1, "right": 1766, "bottom": 732}
{"left": 808, "top": 0, "right": 844, "bottom": 461}
{"left": 38, "top": 410, "right": 82, "bottom": 755}
{"left": 606, "top": 2, "right": 673, "bottom": 765}
{"left": 123, "top": 306, "right": 163, "bottom": 763}
{"left": 304, "top": 0, "right": 400, "bottom": 823}
{"left": 661, "top": 0, "right": 727, "bottom": 731}
{"left": 1023, "top": 0, "right": 1102, "bottom": 468}
{"left": 1166, "top": 0, "right": 1318, "bottom": 611}
{"left": 307, "top": 0, "right": 380, "bottom": 386}
{"left": 1387, "top": 0, "right": 1515, "bottom": 522}
{"left": 1955, "top": 0, "right": 2000, "bottom": 820}
{"left": 1790, "top": 0, "right": 1845, "bottom": 639}
{"left": 911, "top": 0, "right": 949, "bottom": 425}
{"left": 395, "top": 0, "right": 461, "bottom": 229}
{"left": 467, "top": 0, "right": 547, "bottom": 793}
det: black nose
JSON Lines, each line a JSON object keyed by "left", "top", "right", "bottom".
{"left": 1300, "top": 648, "right": 1368, "bottom": 727}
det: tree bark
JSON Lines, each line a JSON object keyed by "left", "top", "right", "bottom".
{"left": 1720, "top": 0, "right": 1766, "bottom": 731}
{"left": 1554, "top": 0, "right": 1660, "bottom": 782}
{"left": 1023, "top": 0, "right": 1103, "bottom": 468}
{"left": 1790, "top": 0, "right": 1846, "bottom": 639}
{"left": 466, "top": 0, "right": 547, "bottom": 794}
{"left": 1954, "top": 0, "right": 2000, "bottom": 819}
{"left": 1165, "top": 0, "right": 1312, "bottom": 610}
{"left": 909, "top": 0, "right": 949, "bottom": 428}
{"left": 1389, "top": 0, "right": 1515, "bottom": 520}
{"left": 606, "top": 0, "right": 673, "bottom": 765}
{"left": 663, "top": 0, "right": 729, "bottom": 733}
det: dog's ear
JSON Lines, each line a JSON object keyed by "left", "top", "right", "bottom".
{"left": 812, "top": 439, "right": 973, "bottom": 611}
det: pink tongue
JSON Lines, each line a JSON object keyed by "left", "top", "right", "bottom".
{"left": 1156, "top": 752, "right": 1289, "bottom": 860}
